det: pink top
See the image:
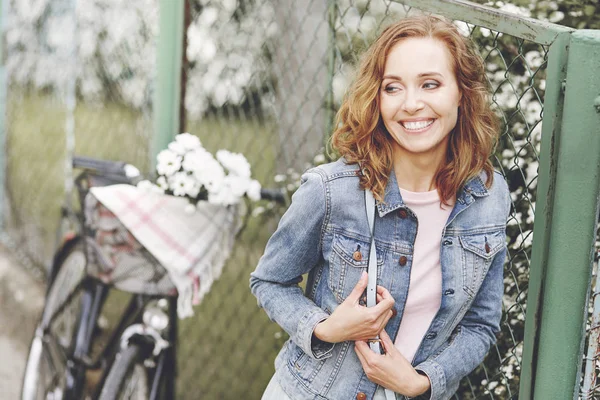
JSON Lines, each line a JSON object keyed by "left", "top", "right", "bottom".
{"left": 393, "top": 188, "right": 453, "bottom": 363}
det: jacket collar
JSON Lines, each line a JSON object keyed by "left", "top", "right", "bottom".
{"left": 375, "top": 170, "right": 490, "bottom": 218}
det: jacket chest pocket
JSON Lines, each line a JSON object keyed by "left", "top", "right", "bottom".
{"left": 458, "top": 229, "right": 505, "bottom": 298}
{"left": 328, "top": 233, "right": 384, "bottom": 303}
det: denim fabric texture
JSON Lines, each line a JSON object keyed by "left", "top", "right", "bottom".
{"left": 250, "top": 157, "right": 511, "bottom": 400}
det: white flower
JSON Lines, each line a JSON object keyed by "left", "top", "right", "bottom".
{"left": 247, "top": 179, "right": 261, "bottom": 201}
{"left": 182, "top": 147, "right": 210, "bottom": 173}
{"left": 137, "top": 180, "right": 163, "bottom": 194}
{"left": 195, "top": 156, "right": 226, "bottom": 193}
{"left": 184, "top": 203, "right": 197, "bottom": 214}
{"left": 175, "top": 132, "right": 202, "bottom": 150}
{"left": 208, "top": 187, "right": 240, "bottom": 206}
{"left": 170, "top": 172, "right": 196, "bottom": 197}
{"left": 157, "top": 176, "right": 169, "bottom": 191}
{"left": 313, "top": 154, "right": 326, "bottom": 164}
{"left": 124, "top": 164, "right": 141, "bottom": 178}
{"left": 251, "top": 206, "right": 265, "bottom": 217}
{"left": 168, "top": 140, "right": 187, "bottom": 155}
{"left": 274, "top": 174, "right": 286, "bottom": 183}
{"left": 216, "top": 149, "right": 251, "bottom": 178}
{"left": 156, "top": 149, "right": 182, "bottom": 177}
{"left": 224, "top": 174, "right": 250, "bottom": 197}
{"left": 186, "top": 182, "right": 201, "bottom": 198}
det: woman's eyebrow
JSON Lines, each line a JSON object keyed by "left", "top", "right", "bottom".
{"left": 382, "top": 72, "right": 444, "bottom": 81}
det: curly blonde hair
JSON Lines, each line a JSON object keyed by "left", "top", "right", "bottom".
{"left": 331, "top": 15, "right": 498, "bottom": 204}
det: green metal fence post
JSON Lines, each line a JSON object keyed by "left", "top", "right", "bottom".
{"left": 152, "top": 0, "right": 185, "bottom": 171}
{"left": 0, "top": 0, "right": 6, "bottom": 231}
{"left": 518, "top": 31, "right": 571, "bottom": 400}
{"left": 522, "top": 30, "right": 600, "bottom": 400}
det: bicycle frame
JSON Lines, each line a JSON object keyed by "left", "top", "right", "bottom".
{"left": 54, "top": 270, "right": 178, "bottom": 400}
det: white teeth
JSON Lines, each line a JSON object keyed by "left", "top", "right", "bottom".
{"left": 401, "top": 120, "right": 434, "bottom": 130}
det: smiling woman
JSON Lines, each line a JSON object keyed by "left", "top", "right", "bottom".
{"left": 250, "top": 14, "right": 510, "bottom": 400}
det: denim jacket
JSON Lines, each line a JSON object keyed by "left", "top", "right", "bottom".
{"left": 250, "top": 158, "right": 511, "bottom": 400}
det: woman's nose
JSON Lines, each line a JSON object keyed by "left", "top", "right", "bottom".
{"left": 401, "top": 89, "right": 424, "bottom": 114}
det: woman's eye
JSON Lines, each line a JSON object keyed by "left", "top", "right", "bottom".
{"left": 384, "top": 85, "right": 400, "bottom": 93}
{"left": 423, "top": 81, "right": 440, "bottom": 89}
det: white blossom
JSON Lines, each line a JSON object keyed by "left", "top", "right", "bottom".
{"left": 124, "top": 164, "right": 141, "bottom": 178}
{"left": 247, "top": 179, "right": 262, "bottom": 201}
{"left": 136, "top": 180, "right": 163, "bottom": 194}
{"left": 157, "top": 176, "right": 169, "bottom": 191}
{"left": 170, "top": 172, "right": 195, "bottom": 197}
{"left": 168, "top": 140, "right": 187, "bottom": 156}
{"left": 195, "top": 156, "right": 226, "bottom": 193}
{"left": 208, "top": 187, "right": 240, "bottom": 206}
{"left": 156, "top": 149, "right": 182, "bottom": 177}
{"left": 182, "top": 147, "right": 212, "bottom": 173}
{"left": 274, "top": 174, "right": 287, "bottom": 183}
{"left": 175, "top": 132, "right": 202, "bottom": 150}
{"left": 216, "top": 149, "right": 251, "bottom": 178}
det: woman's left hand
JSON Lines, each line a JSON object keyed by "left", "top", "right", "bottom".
{"left": 354, "top": 329, "right": 431, "bottom": 397}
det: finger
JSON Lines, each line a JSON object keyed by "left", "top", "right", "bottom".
{"left": 376, "top": 292, "right": 383, "bottom": 304}
{"left": 378, "top": 329, "right": 396, "bottom": 356}
{"left": 376, "top": 285, "right": 394, "bottom": 301}
{"left": 354, "top": 340, "right": 372, "bottom": 360}
{"left": 347, "top": 271, "right": 369, "bottom": 302}
{"left": 372, "top": 295, "right": 395, "bottom": 314}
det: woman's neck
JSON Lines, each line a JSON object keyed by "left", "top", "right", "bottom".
{"left": 392, "top": 149, "right": 445, "bottom": 193}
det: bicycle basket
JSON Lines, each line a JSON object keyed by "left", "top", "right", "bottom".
{"left": 84, "top": 195, "right": 177, "bottom": 297}
{"left": 83, "top": 184, "right": 242, "bottom": 318}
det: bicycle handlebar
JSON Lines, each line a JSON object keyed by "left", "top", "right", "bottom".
{"left": 73, "top": 155, "right": 130, "bottom": 176}
{"left": 259, "top": 188, "right": 286, "bottom": 205}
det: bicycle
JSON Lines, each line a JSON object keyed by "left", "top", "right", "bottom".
{"left": 21, "top": 155, "right": 285, "bottom": 400}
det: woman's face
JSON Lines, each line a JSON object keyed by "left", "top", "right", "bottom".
{"left": 379, "top": 37, "right": 461, "bottom": 162}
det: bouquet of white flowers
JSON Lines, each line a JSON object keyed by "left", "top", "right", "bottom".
{"left": 138, "top": 133, "right": 261, "bottom": 212}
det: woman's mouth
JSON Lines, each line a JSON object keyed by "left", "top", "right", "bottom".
{"left": 399, "top": 119, "right": 435, "bottom": 132}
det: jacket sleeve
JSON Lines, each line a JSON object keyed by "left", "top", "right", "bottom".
{"left": 414, "top": 181, "right": 511, "bottom": 400}
{"left": 249, "top": 169, "right": 335, "bottom": 360}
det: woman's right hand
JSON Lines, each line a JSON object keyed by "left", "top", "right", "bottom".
{"left": 313, "top": 271, "right": 395, "bottom": 343}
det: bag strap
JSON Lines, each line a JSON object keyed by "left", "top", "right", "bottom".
{"left": 365, "top": 189, "right": 396, "bottom": 400}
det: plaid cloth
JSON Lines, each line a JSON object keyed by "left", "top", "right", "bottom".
{"left": 86, "top": 184, "right": 241, "bottom": 318}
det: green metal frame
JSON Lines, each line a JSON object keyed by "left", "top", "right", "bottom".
{"left": 525, "top": 30, "right": 600, "bottom": 400}
{"left": 392, "top": 1, "right": 600, "bottom": 399}
{"left": 0, "top": 0, "right": 5, "bottom": 230}
{"left": 394, "top": 0, "right": 572, "bottom": 44}
{"left": 152, "top": 0, "right": 185, "bottom": 171}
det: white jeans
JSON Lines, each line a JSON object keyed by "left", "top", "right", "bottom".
{"left": 261, "top": 375, "right": 293, "bottom": 400}
{"left": 262, "top": 374, "right": 391, "bottom": 400}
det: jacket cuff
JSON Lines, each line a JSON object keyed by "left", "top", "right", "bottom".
{"left": 297, "top": 308, "right": 335, "bottom": 360}
{"left": 415, "top": 359, "right": 446, "bottom": 400}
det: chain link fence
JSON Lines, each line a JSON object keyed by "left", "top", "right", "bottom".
{"left": 3, "top": 0, "right": 599, "bottom": 399}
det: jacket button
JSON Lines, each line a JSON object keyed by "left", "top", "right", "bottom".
{"left": 353, "top": 251, "right": 363, "bottom": 261}
{"left": 399, "top": 256, "right": 407, "bottom": 266}
{"left": 356, "top": 392, "right": 367, "bottom": 400}
{"left": 398, "top": 209, "right": 408, "bottom": 219}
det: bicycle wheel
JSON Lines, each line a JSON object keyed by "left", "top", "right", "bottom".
{"left": 98, "top": 345, "right": 149, "bottom": 400}
{"left": 21, "top": 241, "right": 86, "bottom": 400}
